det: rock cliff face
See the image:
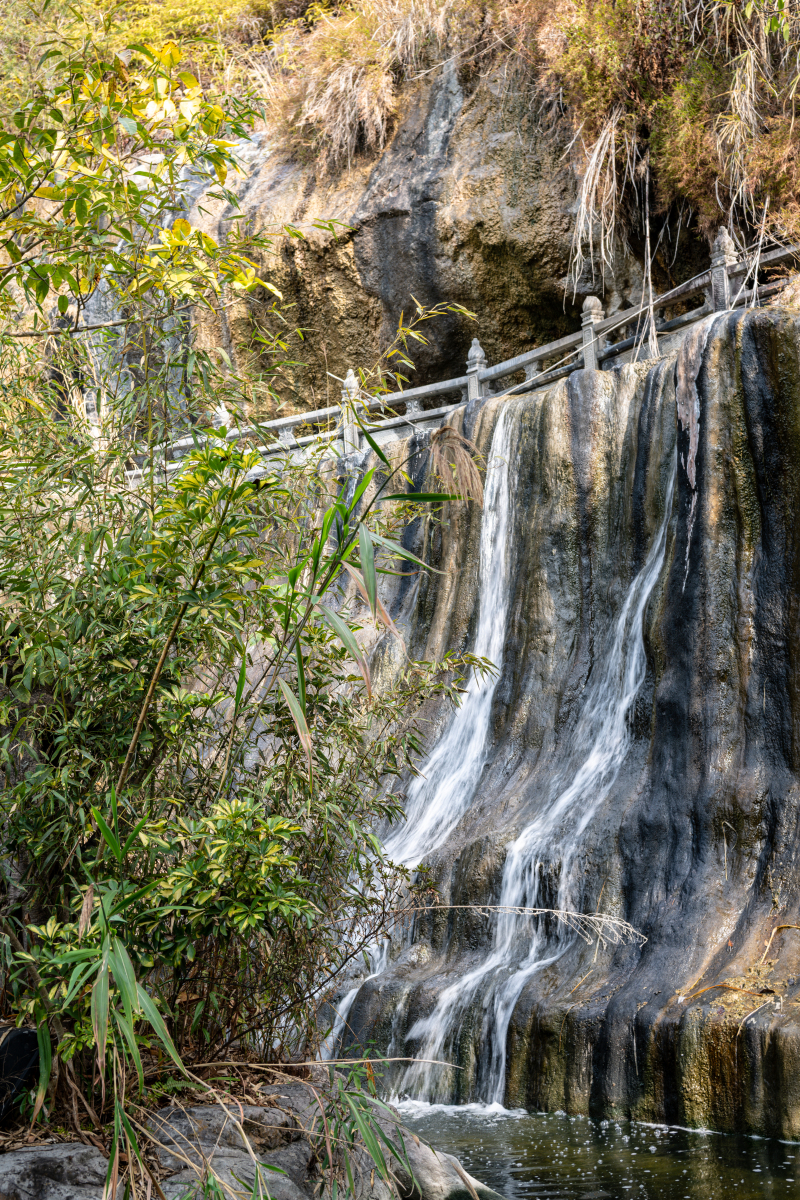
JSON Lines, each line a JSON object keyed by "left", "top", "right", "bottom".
{"left": 190, "top": 68, "right": 673, "bottom": 415}
{"left": 337, "top": 304, "right": 800, "bottom": 1139}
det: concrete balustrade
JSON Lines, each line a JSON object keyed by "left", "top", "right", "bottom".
{"left": 135, "top": 233, "right": 798, "bottom": 479}
{"left": 581, "top": 296, "right": 605, "bottom": 371}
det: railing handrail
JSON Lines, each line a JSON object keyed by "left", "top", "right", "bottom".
{"left": 136, "top": 233, "right": 800, "bottom": 470}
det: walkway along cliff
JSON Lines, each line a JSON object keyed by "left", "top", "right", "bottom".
{"left": 330, "top": 296, "right": 800, "bottom": 1140}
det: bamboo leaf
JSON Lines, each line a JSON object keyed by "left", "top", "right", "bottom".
{"left": 63, "top": 958, "right": 99, "bottom": 1007}
{"left": 348, "top": 465, "right": 376, "bottom": 514}
{"left": 314, "top": 602, "right": 372, "bottom": 697}
{"left": 279, "top": 678, "right": 313, "bottom": 784}
{"left": 234, "top": 651, "right": 248, "bottom": 710}
{"left": 343, "top": 1094, "right": 388, "bottom": 1179}
{"left": 91, "top": 806, "right": 123, "bottom": 864}
{"left": 32, "top": 1021, "right": 52, "bottom": 1124}
{"left": 296, "top": 641, "right": 307, "bottom": 714}
{"left": 341, "top": 563, "right": 403, "bottom": 643}
{"left": 119, "top": 1106, "right": 145, "bottom": 1170}
{"left": 115, "top": 1009, "right": 145, "bottom": 1094}
{"left": 136, "top": 983, "right": 185, "bottom": 1073}
{"left": 370, "top": 531, "right": 445, "bottom": 575}
{"left": 109, "top": 881, "right": 158, "bottom": 917}
{"left": 359, "top": 428, "right": 389, "bottom": 465}
{"left": 110, "top": 937, "right": 141, "bottom": 1022}
{"left": 122, "top": 816, "right": 152, "bottom": 857}
{"left": 358, "top": 524, "right": 377, "bottom": 618}
{"left": 91, "top": 949, "right": 110, "bottom": 1089}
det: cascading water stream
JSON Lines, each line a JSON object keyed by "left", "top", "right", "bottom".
{"left": 323, "top": 404, "right": 519, "bottom": 1057}
{"left": 319, "top": 941, "right": 390, "bottom": 1059}
{"left": 383, "top": 401, "right": 520, "bottom": 869}
{"left": 396, "top": 439, "right": 677, "bottom": 1103}
{"left": 480, "top": 450, "right": 676, "bottom": 1101}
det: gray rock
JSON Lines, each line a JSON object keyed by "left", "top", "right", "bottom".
{"left": 160, "top": 1161, "right": 309, "bottom": 1200}
{"left": 261, "top": 1139, "right": 314, "bottom": 1188}
{"left": 149, "top": 1102, "right": 309, "bottom": 1200}
{"left": 187, "top": 68, "right": 675, "bottom": 421}
{"left": 148, "top": 1100, "right": 504, "bottom": 1200}
{"left": 254, "top": 1083, "right": 320, "bottom": 1130}
{"left": 149, "top": 1102, "right": 295, "bottom": 1164}
{"left": 0, "top": 1098, "right": 504, "bottom": 1200}
{"left": 0, "top": 1144, "right": 109, "bottom": 1200}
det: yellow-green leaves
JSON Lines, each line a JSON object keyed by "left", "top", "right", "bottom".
{"left": 171, "top": 216, "right": 192, "bottom": 241}
{"left": 0, "top": 25, "right": 275, "bottom": 320}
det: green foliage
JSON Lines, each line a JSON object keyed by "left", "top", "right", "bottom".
{"left": 0, "top": 13, "right": 483, "bottom": 1194}
{"left": 553, "top": 0, "right": 690, "bottom": 127}
{"left": 312, "top": 1059, "right": 419, "bottom": 1200}
{"left": 0, "top": 13, "right": 273, "bottom": 324}
{"left": 548, "top": 0, "right": 800, "bottom": 242}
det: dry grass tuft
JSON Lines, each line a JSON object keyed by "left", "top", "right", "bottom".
{"left": 251, "top": 0, "right": 488, "bottom": 167}
{"left": 430, "top": 424, "right": 484, "bottom": 505}
{"left": 551, "top": 0, "right": 800, "bottom": 266}
{"left": 293, "top": 10, "right": 396, "bottom": 167}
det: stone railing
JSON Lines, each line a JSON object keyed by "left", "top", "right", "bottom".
{"left": 160, "top": 229, "right": 798, "bottom": 470}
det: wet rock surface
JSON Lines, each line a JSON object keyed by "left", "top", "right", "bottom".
{"left": 341, "top": 307, "right": 800, "bottom": 1137}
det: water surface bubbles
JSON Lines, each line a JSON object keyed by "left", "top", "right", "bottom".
{"left": 399, "top": 1104, "right": 800, "bottom": 1200}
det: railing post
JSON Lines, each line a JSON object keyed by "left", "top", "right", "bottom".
{"left": 581, "top": 296, "right": 605, "bottom": 371}
{"left": 524, "top": 359, "right": 542, "bottom": 384}
{"left": 711, "top": 227, "right": 737, "bottom": 311}
{"left": 466, "top": 337, "right": 487, "bottom": 402}
{"left": 341, "top": 368, "right": 360, "bottom": 454}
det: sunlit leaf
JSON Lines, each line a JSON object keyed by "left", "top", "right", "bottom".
{"left": 278, "top": 678, "right": 314, "bottom": 784}
{"left": 358, "top": 524, "right": 377, "bottom": 619}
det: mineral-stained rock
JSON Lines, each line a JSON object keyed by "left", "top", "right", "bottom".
{"left": 339, "top": 306, "right": 800, "bottom": 1138}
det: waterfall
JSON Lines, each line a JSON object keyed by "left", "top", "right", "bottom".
{"left": 395, "top": 429, "right": 676, "bottom": 1103}
{"left": 480, "top": 449, "right": 676, "bottom": 1101}
{"left": 383, "top": 401, "right": 519, "bottom": 868}
{"left": 319, "top": 940, "right": 391, "bottom": 1060}
{"left": 321, "top": 401, "right": 518, "bottom": 1060}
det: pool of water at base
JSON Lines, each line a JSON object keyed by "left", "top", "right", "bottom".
{"left": 397, "top": 1102, "right": 800, "bottom": 1200}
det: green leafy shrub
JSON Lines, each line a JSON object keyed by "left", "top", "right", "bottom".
{"left": 0, "top": 11, "right": 483, "bottom": 1193}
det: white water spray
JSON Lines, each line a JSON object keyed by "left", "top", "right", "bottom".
{"left": 398, "top": 443, "right": 676, "bottom": 1102}
{"left": 384, "top": 402, "right": 520, "bottom": 868}
{"left": 319, "top": 940, "right": 391, "bottom": 1060}
{"left": 321, "top": 403, "right": 518, "bottom": 1060}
